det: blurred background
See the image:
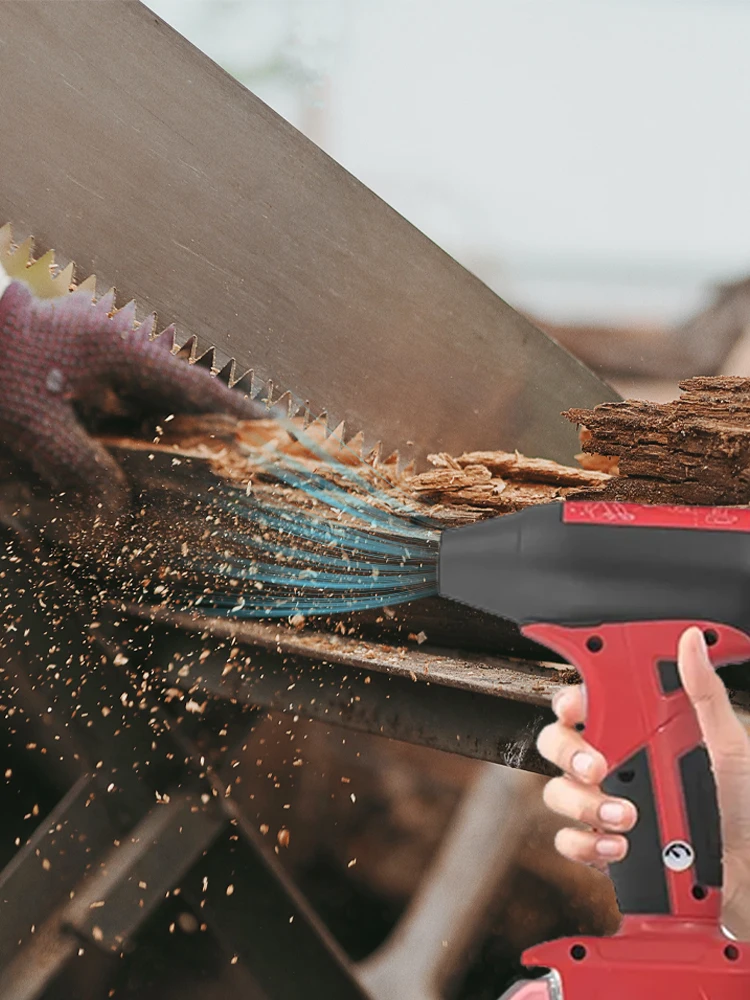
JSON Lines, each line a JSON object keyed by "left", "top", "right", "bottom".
{"left": 32, "top": 4, "right": 743, "bottom": 998}
{"left": 148, "top": 0, "right": 750, "bottom": 401}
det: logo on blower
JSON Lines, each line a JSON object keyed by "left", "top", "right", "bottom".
{"left": 662, "top": 839, "right": 695, "bottom": 871}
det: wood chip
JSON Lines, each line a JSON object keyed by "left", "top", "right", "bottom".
{"left": 451, "top": 449, "right": 612, "bottom": 486}
{"left": 407, "top": 465, "right": 494, "bottom": 494}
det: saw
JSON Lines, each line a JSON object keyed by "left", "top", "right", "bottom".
{"left": 0, "top": 0, "right": 616, "bottom": 471}
{"left": 0, "top": 1, "right": 641, "bottom": 998}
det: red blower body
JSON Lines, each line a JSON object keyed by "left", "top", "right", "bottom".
{"left": 438, "top": 501, "right": 750, "bottom": 999}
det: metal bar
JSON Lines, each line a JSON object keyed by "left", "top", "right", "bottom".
{"left": 357, "top": 764, "right": 542, "bottom": 1000}
{"left": 0, "top": 915, "right": 78, "bottom": 1000}
{"left": 0, "top": 549, "right": 370, "bottom": 999}
{"left": 141, "top": 609, "right": 561, "bottom": 705}
{"left": 142, "top": 612, "right": 750, "bottom": 736}
{"left": 149, "top": 625, "right": 556, "bottom": 774}
{"left": 0, "top": 794, "right": 223, "bottom": 1000}
{"left": 181, "top": 811, "right": 372, "bottom": 1000}
{"left": 63, "top": 792, "right": 223, "bottom": 952}
{"left": 0, "top": 775, "right": 115, "bottom": 967}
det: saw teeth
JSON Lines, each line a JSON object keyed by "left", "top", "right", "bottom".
{"left": 216, "top": 359, "right": 236, "bottom": 385}
{"left": 345, "top": 430, "right": 365, "bottom": 458}
{"left": 76, "top": 274, "right": 97, "bottom": 296}
{"left": 95, "top": 289, "right": 116, "bottom": 316}
{"left": 56, "top": 261, "right": 76, "bottom": 291}
{"left": 302, "top": 407, "right": 316, "bottom": 429}
{"left": 272, "top": 390, "right": 298, "bottom": 418}
{"left": 328, "top": 420, "right": 347, "bottom": 449}
{"left": 27, "top": 248, "right": 55, "bottom": 273}
{"left": 256, "top": 380, "right": 275, "bottom": 406}
{"left": 25, "top": 250, "right": 75, "bottom": 298}
{"left": 0, "top": 228, "right": 77, "bottom": 299}
{"left": 175, "top": 335, "right": 197, "bottom": 362}
{"left": 115, "top": 300, "right": 138, "bottom": 330}
{"left": 6, "top": 236, "right": 34, "bottom": 275}
{"left": 256, "top": 379, "right": 274, "bottom": 406}
{"left": 134, "top": 314, "right": 156, "bottom": 340}
{"left": 306, "top": 411, "right": 329, "bottom": 436}
{"left": 320, "top": 420, "right": 392, "bottom": 470}
{"left": 25, "top": 250, "right": 70, "bottom": 298}
{"left": 0, "top": 222, "right": 390, "bottom": 469}
{"left": 154, "top": 323, "right": 177, "bottom": 352}
{"left": 230, "top": 368, "right": 255, "bottom": 397}
{"left": 194, "top": 346, "right": 216, "bottom": 372}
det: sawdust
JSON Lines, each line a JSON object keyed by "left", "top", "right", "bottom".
{"left": 449, "top": 449, "right": 612, "bottom": 486}
{"left": 108, "top": 374, "right": 750, "bottom": 536}
{"left": 405, "top": 451, "right": 611, "bottom": 515}
{"left": 146, "top": 413, "right": 615, "bottom": 523}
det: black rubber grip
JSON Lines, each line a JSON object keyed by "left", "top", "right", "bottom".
{"left": 602, "top": 747, "right": 669, "bottom": 914}
{"left": 657, "top": 659, "right": 682, "bottom": 694}
{"left": 679, "top": 745, "right": 722, "bottom": 889}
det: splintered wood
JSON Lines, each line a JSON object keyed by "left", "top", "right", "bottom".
{"left": 144, "top": 414, "right": 613, "bottom": 525}
{"left": 566, "top": 376, "right": 750, "bottom": 506}
{"left": 405, "top": 450, "right": 611, "bottom": 518}
{"left": 138, "top": 375, "right": 750, "bottom": 525}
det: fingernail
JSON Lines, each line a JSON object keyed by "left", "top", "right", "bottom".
{"left": 599, "top": 801, "right": 626, "bottom": 825}
{"left": 596, "top": 837, "right": 624, "bottom": 858}
{"left": 572, "top": 751, "right": 594, "bottom": 777}
{"left": 697, "top": 631, "right": 713, "bottom": 669}
{"left": 687, "top": 627, "right": 711, "bottom": 667}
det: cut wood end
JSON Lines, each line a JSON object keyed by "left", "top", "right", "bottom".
{"left": 575, "top": 452, "right": 620, "bottom": 476}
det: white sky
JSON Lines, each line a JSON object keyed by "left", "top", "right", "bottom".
{"left": 147, "top": 0, "right": 750, "bottom": 325}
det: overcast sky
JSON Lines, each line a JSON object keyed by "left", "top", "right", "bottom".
{"left": 148, "top": 0, "right": 750, "bottom": 324}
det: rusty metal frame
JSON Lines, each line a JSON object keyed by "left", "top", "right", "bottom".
{"left": 0, "top": 523, "right": 563, "bottom": 1000}
{"left": 0, "top": 546, "right": 371, "bottom": 1000}
{"left": 2, "top": 530, "right": 749, "bottom": 1000}
{"left": 2, "top": 532, "right": 750, "bottom": 999}
{"left": 142, "top": 613, "right": 558, "bottom": 774}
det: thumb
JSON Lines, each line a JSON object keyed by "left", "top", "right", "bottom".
{"left": 677, "top": 627, "right": 750, "bottom": 764}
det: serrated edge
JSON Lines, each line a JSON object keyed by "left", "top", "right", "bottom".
{"left": 0, "top": 222, "right": 399, "bottom": 471}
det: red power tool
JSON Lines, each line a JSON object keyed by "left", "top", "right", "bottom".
{"left": 438, "top": 500, "right": 750, "bottom": 1000}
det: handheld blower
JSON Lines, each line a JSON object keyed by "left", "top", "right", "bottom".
{"left": 443, "top": 499, "right": 750, "bottom": 1000}
{"left": 148, "top": 433, "right": 750, "bottom": 999}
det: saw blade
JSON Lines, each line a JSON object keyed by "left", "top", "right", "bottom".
{"left": 0, "top": 223, "right": 271, "bottom": 399}
{"left": 0, "top": 0, "right": 620, "bottom": 466}
{"left": 0, "top": 224, "right": 377, "bottom": 461}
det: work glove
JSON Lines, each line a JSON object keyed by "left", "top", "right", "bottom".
{"left": 0, "top": 269, "right": 265, "bottom": 519}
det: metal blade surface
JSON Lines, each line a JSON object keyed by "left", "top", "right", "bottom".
{"left": 0, "top": 1, "right": 619, "bottom": 465}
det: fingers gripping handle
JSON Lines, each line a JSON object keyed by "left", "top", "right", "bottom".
{"left": 522, "top": 621, "right": 750, "bottom": 922}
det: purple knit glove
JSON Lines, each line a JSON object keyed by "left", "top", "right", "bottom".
{"left": 0, "top": 280, "right": 264, "bottom": 512}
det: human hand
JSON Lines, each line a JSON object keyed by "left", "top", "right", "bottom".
{"left": 536, "top": 626, "right": 750, "bottom": 940}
